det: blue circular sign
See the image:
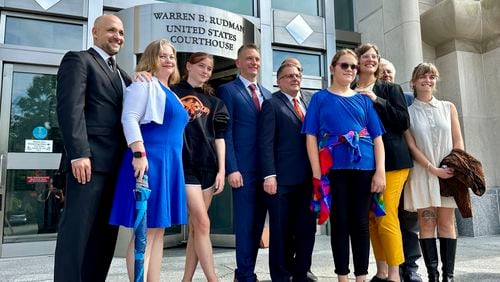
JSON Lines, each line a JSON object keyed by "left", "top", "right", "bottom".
{"left": 32, "top": 126, "right": 48, "bottom": 140}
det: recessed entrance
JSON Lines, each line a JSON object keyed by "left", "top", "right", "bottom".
{"left": 166, "top": 52, "right": 238, "bottom": 248}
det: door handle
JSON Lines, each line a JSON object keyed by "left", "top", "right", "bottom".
{"left": 0, "top": 153, "right": 4, "bottom": 187}
{"left": 0, "top": 154, "right": 3, "bottom": 212}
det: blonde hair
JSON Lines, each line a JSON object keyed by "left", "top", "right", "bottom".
{"left": 410, "top": 62, "right": 440, "bottom": 95}
{"left": 136, "top": 39, "right": 180, "bottom": 86}
{"left": 237, "top": 43, "right": 259, "bottom": 58}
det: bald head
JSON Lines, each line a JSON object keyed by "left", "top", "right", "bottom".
{"left": 92, "top": 14, "right": 124, "bottom": 56}
{"left": 379, "top": 58, "right": 396, "bottom": 83}
{"left": 281, "top": 57, "right": 303, "bottom": 72}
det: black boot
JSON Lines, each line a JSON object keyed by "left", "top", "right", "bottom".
{"left": 419, "top": 238, "right": 439, "bottom": 282}
{"left": 439, "top": 237, "right": 457, "bottom": 282}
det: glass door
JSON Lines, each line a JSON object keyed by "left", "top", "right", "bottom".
{"left": 0, "top": 64, "right": 63, "bottom": 257}
{"left": 207, "top": 67, "right": 238, "bottom": 248}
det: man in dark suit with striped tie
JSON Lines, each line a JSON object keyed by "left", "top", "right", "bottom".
{"left": 258, "top": 63, "right": 317, "bottom": 282}
{"left": 217, "top": 44, "right": 272, "bottom": 282}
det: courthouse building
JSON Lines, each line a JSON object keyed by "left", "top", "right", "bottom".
{"left": 0, "top": 0, "right": 498, "bottom": 257}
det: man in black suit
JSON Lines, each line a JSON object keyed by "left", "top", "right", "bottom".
{"left": 259, "top": 63, "right": 317, "bottom": 282}
{"left": 54, "top": 14, "right": 132, "bottom": 282}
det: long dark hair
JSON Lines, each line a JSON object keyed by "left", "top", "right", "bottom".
{"left": 183, "top": 52, "right": 215, "bottom": 95}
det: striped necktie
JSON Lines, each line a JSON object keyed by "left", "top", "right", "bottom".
{"left": 248, "top": 83, "right": 261, "bottom": 111}
{"left": 293, "top": 98, "right": 304, "bottom": 121}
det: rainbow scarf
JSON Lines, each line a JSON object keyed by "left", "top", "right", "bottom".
{"left": 311, "top": 128, "right": 386, "bottom": 224}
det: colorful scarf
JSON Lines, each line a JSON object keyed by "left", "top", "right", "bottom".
{"left": 311, "top": 127, "right": 386, "bottom": 224}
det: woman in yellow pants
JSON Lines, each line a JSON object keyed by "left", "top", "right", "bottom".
{"left": 353, "top": 43, "right": 413, "bottom": 282}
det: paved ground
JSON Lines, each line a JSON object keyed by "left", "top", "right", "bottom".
{"left": 0, "top": 235, "right": 499, "bottom": 281}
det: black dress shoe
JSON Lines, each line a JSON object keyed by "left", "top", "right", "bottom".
{"left": 402, "top": 271, "right": 423, "bottom": 282}
{"left": 370, "top": 275, "right": 388, "bottom": 282}
{"left": 233, "top": 274, "right": 259, "bottom": 282}
{"left": 306, "top": 270, "right": 318, "bottom": 282}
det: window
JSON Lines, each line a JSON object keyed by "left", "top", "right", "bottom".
{"left": 4, "top": 16, "right": 83, "bottom": 50}
{"left": 8, "top": 72, "right": 62, "bottom": 153}
{"left": 272, "top": 0, "right": 320, "bottom": 16}
{"left": 334, "top": 0, "right": 354, "bottom": 31}
{"left": 158, "top": 0, "right": 254, "bottom": 16}
{"left": 3, "top": 169, "right": 63, "bottom": 240}
{"left": 273, "top": 50, "right": 321, "bottom": 77}
{"left": 336, "top": 41, "right": 358, "bottom": 51}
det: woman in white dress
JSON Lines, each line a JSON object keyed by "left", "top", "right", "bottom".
{"left": 403, "top": 63, "right": 464, "bottom": 282}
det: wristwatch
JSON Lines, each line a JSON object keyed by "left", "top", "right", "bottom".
{"left": 133, "top": 151, "right": 146, "bottom": 158}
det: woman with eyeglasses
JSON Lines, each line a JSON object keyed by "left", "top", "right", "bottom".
{"left": 302, "top": 49, "right": 386, "bottom": 282}
{"left": 170, "top": 52, "right": 229, "bottom": 282}
{"left": 353, "top": 43, "right": 413, "bottom": 282}
{"left": 403, "top": 63, "right": 463, "bottom": 282}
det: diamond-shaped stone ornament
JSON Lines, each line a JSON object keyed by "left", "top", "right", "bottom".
{"left": 285, "top": 15, "right": 314, "bottom": 44}
{"left": 35, "top": 0, "right": 61, "bottom": 10}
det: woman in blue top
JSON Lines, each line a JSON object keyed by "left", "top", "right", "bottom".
{"left": 109, "top": 39, "right": 188, "bottom": 281}
{"left": 302, "top": 49, "right": 386, "bottom": 282}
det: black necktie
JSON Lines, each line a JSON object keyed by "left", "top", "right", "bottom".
{"left": 107, "top": 57, "right": 122, "bottom": 94}
{"left": 107, "top": 57, "right": 116, "bottom": 72}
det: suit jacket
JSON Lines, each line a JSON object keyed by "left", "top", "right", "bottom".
{"left": 56, "top": 48, "right": 132, "bottom": 173}
{"left": 259, "top": 91, "right": 311, "bottom": 185}
{"left": 301, "top": 89, "right": 315, "bottom": 106}
{"left": 352, "top": 79, "right": 413, "bottom": 171}
{"left": 404, "top": 91, "right": 415, "bottom": 106}
{"left": 217, "top": 78, "right": 272, "bottom": 175}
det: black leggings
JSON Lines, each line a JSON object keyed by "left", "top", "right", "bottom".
{"left": 329, "top": 169, "right": 373, "bottom": 276}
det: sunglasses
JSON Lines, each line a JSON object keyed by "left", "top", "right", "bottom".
{"left": 336, "top": 63, "right": 359, "bottom": 71}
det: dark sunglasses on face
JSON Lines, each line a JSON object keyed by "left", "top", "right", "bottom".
{"left": 337, "top": 63, "right": 359, "bottom": 71}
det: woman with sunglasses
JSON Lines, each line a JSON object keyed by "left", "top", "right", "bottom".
{"left": 303, "top": 49, "right": 385, "bottom": 282}
{"left": 353, "top": 43, "right": 413, "bottom": 282}
{"left": 170, "top": 52, "right": 229, "bottom": 282}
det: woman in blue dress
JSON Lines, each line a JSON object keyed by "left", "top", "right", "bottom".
{"left": 109, "top": 39, "right": 188, "bottom": 281}
{"left": 302, "top": 49, "right": 386, "bottom": 282}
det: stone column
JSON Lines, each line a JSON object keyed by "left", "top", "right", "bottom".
{"left": 259, "top": 0, "right": 273, "bottom": 90}
{"left": 421, "top": 0, "right": 500, "bottom": 236}
{"left": 356, "top": 0, "right": 423, "bottom": 90}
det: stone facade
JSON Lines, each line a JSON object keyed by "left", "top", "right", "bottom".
{"left": 356, "top": 0, "right": 500, "bottom": 236}
{"left": 421, "top": 0, "right": 500, "bottom": 236}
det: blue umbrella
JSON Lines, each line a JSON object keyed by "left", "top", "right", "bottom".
{"left": 133, "top": 174, "right": 151, "bottom": 282}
